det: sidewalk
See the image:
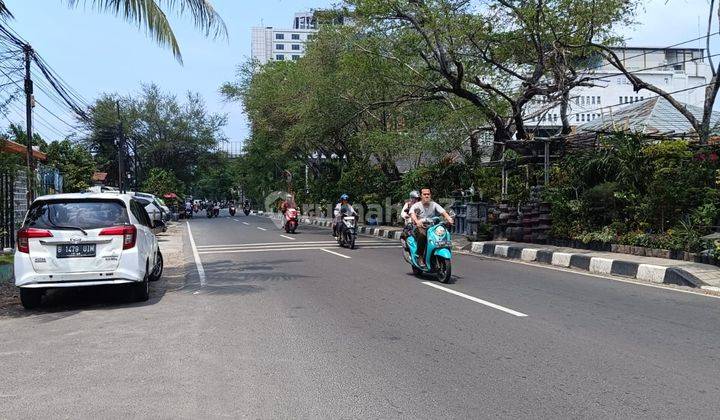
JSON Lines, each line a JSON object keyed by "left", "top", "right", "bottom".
{"left": 460, "top": 240, "right": 720, "bottom": 291}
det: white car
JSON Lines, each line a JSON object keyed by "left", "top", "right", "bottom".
{"left": 14, "top": 193, "right": 164, "bottom": 309}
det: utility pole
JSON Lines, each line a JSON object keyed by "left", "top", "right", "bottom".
{"left": 116, "top": 101, "right": 126, "bottom": 193}
{"left": 23, "top": 44, "right": 34, "bottom": 206}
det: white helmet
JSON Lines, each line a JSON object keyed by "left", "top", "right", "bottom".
{"left": 409, "top": 190, "right": 420, "bottom": 199}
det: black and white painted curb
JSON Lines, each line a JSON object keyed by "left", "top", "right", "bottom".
{"left": 266, "top": 212, "right": 405, "bottom": 240}
{"left": 468, "top": 242, "right": 711, "bottom": 289}
{"left": 260, "top": 212, "right": 715, "bottom": 290}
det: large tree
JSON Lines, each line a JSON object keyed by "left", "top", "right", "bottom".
{"left": 80, "top": 84, "right": 227, "bottom": 189}
{"left": 348, "top": 0, "right": 637, "bottom": 156}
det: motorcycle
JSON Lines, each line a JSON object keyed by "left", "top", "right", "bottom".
{"left": 206, "top": 207, "right": 215, "bottom": 218}
{"left": 402, "top": 217, "right": 454, "bottom": 284}
{"left": 213, "top": 205, "right": 220, "bottom": 217}
{"left": 243, "top": 204, "right": 251, "bottom": 216}
{"left": 185, "top": 207, "right": 193, "bottom": 219}
{"left": 337, "top": 213, "right": 357, "bottom": 249}
{"left": 229, "top": 205, "right": 236, "bottom": 216}
{"left": 284, "top": 208, "right": 299, "bottom": 233}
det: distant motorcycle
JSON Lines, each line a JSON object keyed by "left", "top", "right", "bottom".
{"left": 402, "top": 216, "right": 453, "bottom": 284}
{"left": 284, "top": 208, "right": 299, "bottom": 233}
{"left": 243, "top": 204, "right": 251, "bottom": 216}
{"left": 185, "top": 207, "right": 193, "bottom": 219}
{"left": 337, "top": 212, "right": 357, "bottom": 249}
{"left": 229, "top": 205, "right": 236, "bottom": 216}
{"left": 206, "top": 207, "right": 214, "bottom": 218}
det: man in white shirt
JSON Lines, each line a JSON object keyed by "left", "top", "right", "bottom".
{"left": 410, "top": 188, "right": 453, "bottom": 265}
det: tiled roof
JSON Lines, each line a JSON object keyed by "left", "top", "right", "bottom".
{"left": 578, "top": 97, "right": 720, "bottom": 137}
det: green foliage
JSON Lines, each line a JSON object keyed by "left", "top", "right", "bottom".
{"left": 44, "top": 140, "right": 96, "bottom": 193}
{"left": 545, "top": 135, "right": 720, "bottom": 252}
{"left": 81, "top": 84, "right": 227, "bottom": 194}
{"left": 142, "top": 168, "right": 183, "bottom": 198}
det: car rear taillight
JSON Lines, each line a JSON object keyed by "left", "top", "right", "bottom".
{"left": 99, "top": 225, "right": 137, "bottom": 249}
{"left": 16, "top": 228, "right": 53, "bottom": 253}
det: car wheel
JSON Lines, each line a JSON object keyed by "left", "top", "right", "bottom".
{"left": 149, "top": 251, "right": 164, "bottom": 282}
{"left": 20, "top": 288, "right": 42, "bottom": 309}
{"left": 134, "top": 264, "right": 150, "bottom": 302}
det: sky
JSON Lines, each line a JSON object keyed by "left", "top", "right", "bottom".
{"left": 0, "top": 0, "right": 716, "bottom": 145}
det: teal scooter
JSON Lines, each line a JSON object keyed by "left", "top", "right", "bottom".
{"left": 402, "top": 217, "right": 454, "bottom": 284}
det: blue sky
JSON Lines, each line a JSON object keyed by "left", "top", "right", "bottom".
{"left": 0, "top": 0, "right": 716, "bottom": 144}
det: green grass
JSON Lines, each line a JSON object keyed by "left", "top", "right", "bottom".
{"left": 0, "top": 253, "right": 13, "bottom": 265}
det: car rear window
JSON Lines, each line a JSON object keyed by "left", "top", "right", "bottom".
{"left": 25, "top": 199, "right": 130, "bottom": 230}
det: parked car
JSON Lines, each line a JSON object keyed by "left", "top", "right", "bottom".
{"left": 14, "top": 193, "right": 164, "bottom": 309}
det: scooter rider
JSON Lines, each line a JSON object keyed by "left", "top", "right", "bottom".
{"left": 400, "top": 190, "right": 420, "bottom": 241}
{"left": 410, "top": 188, "right": 453, "bottom": 267}
{"left": 333, "top": 194, "right": 356, "bottom": 238}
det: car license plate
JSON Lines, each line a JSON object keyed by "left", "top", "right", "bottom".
{"left": 56, "top": 243, "right": 96, "bottom": 258}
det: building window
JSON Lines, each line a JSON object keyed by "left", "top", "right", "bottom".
{"left": 292, "top": 44, "right": 301, "bottom": 50}
{"left": 307, "top": 34, "right": 315, "bottom": 40}
{"left": 581, "top": 114, "right": 585, "bottom": 122}
{"left": 575, "top": 113, "right": 579, "bottom": 122}
{"left": 624, "top": 96, "right": 629, "bottom": 104}
{"left": 275, "top": 34, "right": 284, "bottom": 40}
{"left": 275, "top": 54, "right": 284, "bottom": 61}
{"left": 276, "top": 44, "right": 285, "bottom": 50}
{"left": 575, "top": 97, "right": 579, "bottom": 105}
{"left": 292, "top": 34, "right": 300, "bottom": 40}
{"left": 292, "top": 55, "right": 300, "bottom": 60}
{"left": 640, "top": 96, "right": 644, "bottom": 101}
{"left": 591, "top": 96, "right": 595, "bottom": 105}
{"left": 580, "top": 96, "right": 584, "bottom": 106}
{"left": 597, "top": 96, "right": 601, "bottom": 105}
{"left": 619, "top": 96, "right": 623, "bottom": 104}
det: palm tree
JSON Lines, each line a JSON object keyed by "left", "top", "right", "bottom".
{"left": 0, "top": 0, "right": 226, "bottom": 64}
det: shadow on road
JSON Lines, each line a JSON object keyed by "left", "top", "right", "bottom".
{"left": 175, "top": 258, "right": 312, "bottom": 296}
{"left": 1, "top": 277, "right": 168, "bottom": 320}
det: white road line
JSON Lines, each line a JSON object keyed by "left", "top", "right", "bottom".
{"left": 186, "top": 222, "right": 206, "bottom": 287}
{"left": 320, "top": 248, "right": 351, "bottom": 259}
{"left": 257, "top": 227, "right": 267, "bottom": 231}
{"left": 196, "top": 240, "right": 389, "bottom": 249}
{"left": 242, "top": 222, "right": 250, "bottom": 225}
{"left": 197, "top": 243, "right": 394, "bottom": 252}
{"left": 233, "top": 218, "right": 240, "bottom": 222}
{"left": 422, "top": 282, "right": 527, "bottom": 317}
{"left": 279, "top": 235, "right": 296, "bottom": 240}
{"left": 198, "top": 247, "right": 324, "bottom": 255}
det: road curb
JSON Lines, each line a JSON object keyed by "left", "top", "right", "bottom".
{"left": 263, "top": 213, "right": 708, "bottom": 288}
{"left": 470, "top": 241, "right": 706, "bottom": 288}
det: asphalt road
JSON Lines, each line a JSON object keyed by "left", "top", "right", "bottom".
{"left": 2, "top": 212, "right": 720, "bottom": 418}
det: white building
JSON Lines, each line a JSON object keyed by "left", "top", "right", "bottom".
{"left": 526, "top": 47, "right": 711, "bottom": 131}
{"left": 251, "top": 11, "right": 350, "bottom": 64}
{"left": 250, "top": 26, "right": 317, "bottom": 64}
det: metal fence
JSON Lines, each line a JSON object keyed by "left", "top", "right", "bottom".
{"left": 450, "top": 193, "right": 489, "bottom": 240}
{"left": 0, "top": 171, "right": 14, "bottom": 249}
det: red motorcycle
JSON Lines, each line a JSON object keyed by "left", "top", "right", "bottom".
{"left": 284, "top": 208, "right": 299, "bottom": 233}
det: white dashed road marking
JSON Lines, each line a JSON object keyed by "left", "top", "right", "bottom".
{"left": 280, "top": 235, "right": 296, "bottom": 240}
{"left": 257, "top": 227, "right": 267, "bottom": 231}
{"left": 422, "top": 282, "right": 527, "bottom": 317}
{"left": 320, "top": 248, "right": 351, "bottom": 259}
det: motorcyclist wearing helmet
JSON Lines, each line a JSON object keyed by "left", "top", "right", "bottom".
{"left": 400, "top": 190, "right": 420, "bottom": 242}
{"left": 410, "top": 188, "right": 454, "bottom": 267}
{"left": 333, "top": 194, "right": 357, "bottom": 238}
{"left": 401, "top": 190, "right": 420, "bottom": 225}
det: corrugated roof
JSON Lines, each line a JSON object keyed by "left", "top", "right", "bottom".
{"left": 578, "top": 97, "right": 720, "bottom": 137}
